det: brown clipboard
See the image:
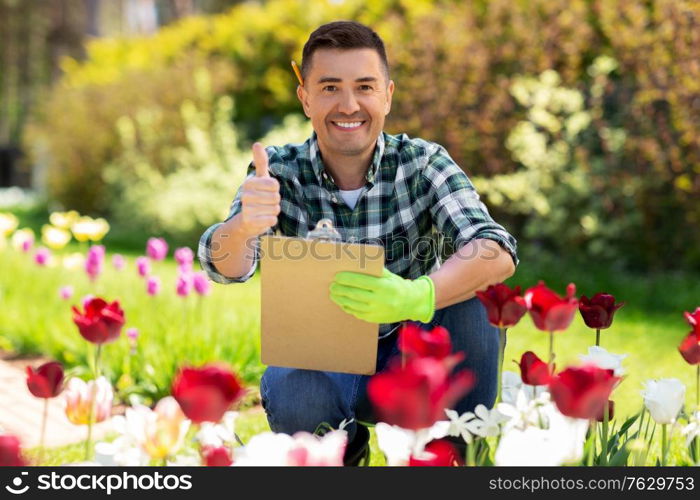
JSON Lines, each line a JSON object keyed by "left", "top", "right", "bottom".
{"left": 259, "top": 219, "right": 385, "bottom": 375}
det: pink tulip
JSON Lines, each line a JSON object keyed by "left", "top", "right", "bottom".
{"left": 177, "top": 273, "right": 192, "bottom": 297}
{"left": 21, "top": 236, "right": 34, "bottom": 253}
{"left": 59, "top": 285, "right": 74, "bottom": 300}
{"left": 136, "top": 256, "right": 150, "bottom": 277}
{"left": 64, "top": 377, "right": 113, "bottom": 425}
{"left": 126, "top": 327, "right": 139, "bottom": 352}
{"left": 112, "top": 254, "right": 126, "bottom": 271}
{"left": 193, "top": 272, "right": 211, "bottom": 296}
{"left": 85, "top": 245, "right": 105, "bottom": 281}
{"left": 146, "top": 276, "right": 161, "bottom": 296}
{"left": 141, "top": 397, "right": 191, "bottom": 460}
{"left": 126, "top": 327, "right": 139, "bottom": 341}
{"left": 175, "top": 247, "right": 194, "bottom": 272}
{"left": 34, "top": 247, "right": 51, "bottom": 266}
{"left": 146, "top": 237, "right": 168, "bottom": 261}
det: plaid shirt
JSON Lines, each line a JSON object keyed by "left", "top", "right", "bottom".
{"left": 198, "top": 131, "right": 518, "bottom": 337}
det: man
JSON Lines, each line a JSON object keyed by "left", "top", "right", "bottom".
{"left": 198, "top": 21, "right": 518, "bottom": 464}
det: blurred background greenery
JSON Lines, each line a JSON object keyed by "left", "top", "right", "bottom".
{"left": 0, "top": 0, "right": 697, "bottom": 270}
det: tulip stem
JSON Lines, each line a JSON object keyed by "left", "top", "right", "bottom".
{"left": 695, "top": 364, "right": 700, "bottom": 410}
{"left": 548, "top": 331, "right": 555, "bottom": 374}
{"left": 601, "top": 401, "right": 609, "bottom": 466}
{"left": 661, "top": 424, "right": 668, "bottom": 466}
{"left": 495, "top": 327, "right": 507, "bottom": 404}
{"left": 38, "top": 399, "right": 48, "bottom": 465}
{"left": 587, "top": 420, "right": 595, "bottom": 466}
{"left": 85, "top": 344, "right": 103, "bottom": 461}
{"left": 595, "top": 328, "right": 600, "bottom": 347}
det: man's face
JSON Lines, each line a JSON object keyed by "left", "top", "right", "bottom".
{"left": 297, "top": 48, "right": 394, "bottom": 159}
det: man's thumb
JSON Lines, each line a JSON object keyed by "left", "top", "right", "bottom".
{"left": 252, "top": 142, "right": 269, "bottom": 177}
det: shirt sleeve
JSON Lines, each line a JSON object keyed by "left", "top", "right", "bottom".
{"left": 197, "top": 168, "right": 259, "bottom": 284}
{"left": 424, "top": 145, "right": 519, "bottom": 267}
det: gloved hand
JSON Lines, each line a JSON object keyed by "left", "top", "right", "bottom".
{"left": 329, "top": 268, "right": 436, "bottom": 324}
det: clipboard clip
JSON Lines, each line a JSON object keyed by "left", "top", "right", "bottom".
{"left": 307, "top": 218, "right": 342, "bottom": 242}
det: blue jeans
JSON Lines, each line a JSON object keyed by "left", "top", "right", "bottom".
{"left": 260, "top": 296, "right": 500, "bottom": 443}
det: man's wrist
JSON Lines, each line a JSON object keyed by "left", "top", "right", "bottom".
{"left": 409, "top": 276, "right": 436, "bottom": 323}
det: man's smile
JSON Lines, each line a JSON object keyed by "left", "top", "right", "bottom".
{"left": 330, "top": 120, "right": 367, "bottom": 131}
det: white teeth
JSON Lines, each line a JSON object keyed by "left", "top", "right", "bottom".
{"left": 334, "top": 122, "right": 362, "bottom": 128}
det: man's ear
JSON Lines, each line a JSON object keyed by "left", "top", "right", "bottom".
{"left": 296, "top": 85, "right": 311, "bottom": 118}
{"left": 384, "top": 80, "right": 395, "bottom": 115}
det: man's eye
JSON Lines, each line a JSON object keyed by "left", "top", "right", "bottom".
{"left": 359, "top": 85, "right": 373, "bottom": 91}
{"left": 323, "top": 85, "right": 337, "bottom": 92}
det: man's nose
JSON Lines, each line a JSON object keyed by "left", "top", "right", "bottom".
{"left": 337, "top": 89, "right": 361, "bottom": 115}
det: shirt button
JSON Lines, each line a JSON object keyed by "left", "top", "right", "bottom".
{"left": 331, "top": 196, "right": 338, "bottom": 203}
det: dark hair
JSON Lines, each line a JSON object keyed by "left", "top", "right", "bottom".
{"left": 301, "top": 21, "right": 389, "bottom": 84}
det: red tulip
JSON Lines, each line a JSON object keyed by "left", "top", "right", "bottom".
{"left": 202, "top": 445, "right": 233, "bottom": 466}
{"left": 549, "top": 365, "right": 619, "bottom": 420}
{"left": 172, "top": 364, "right": 245, "bottom": 423}
{"left": 475, "top": 283, "right": 528, "bottom": 328}
{"left": 0, "top": 435, "right": 26, "bottom": 466}
{"left": 72, "top": 297, "right": 125, "bottom": 344}
{"left": 579, "top": 293, "right": 625, "bottom": 329}
{"left": 524, "top": 281, "right": 578, "bottom": 332}
{"left": 678, "top": 331, "right": 700, "bottom": 365}
{"left": 518, "top": 351, "right": 552, "bottom": 385}
{"left": 398, "top": 324, "right": 452, "bottom": 360}
{"left": 367, "top": 355, "right": 475, "bottom": 430}
{"left": 685, "top": 307, "right": 700, "bottom": 335}
{"left": 595, "top": 400, "right": 615, "bottom": 423}
{"left": 26, "top": 361, "right": 64, "bottom": 398}
{"left": 409, "top": 440, "right": 463, "bottom": 466}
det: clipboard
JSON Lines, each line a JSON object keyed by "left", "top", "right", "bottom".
{"left": 260, "top": 219, "right": 385, "bottom": 375}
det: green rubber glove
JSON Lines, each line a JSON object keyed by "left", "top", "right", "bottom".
{"left": 329, "top": 268, "right": 436, "bottom": 324}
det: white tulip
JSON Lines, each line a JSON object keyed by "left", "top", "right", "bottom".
{"left": 495, "top": 402, "right": 588, "bottom": 466}
{"left": 681, "top": 411, "right": 700, "bottom": 447}
{"left": 579, "top": 346, "right": 627, "bottom": 376}
{"left": 375, "top": 421, "right": 450, "bottom": 466}
{"left": 641, "top": 378, "right": 686, "bottom": 424}
{"left": 501, "top": 370, "right": 548, "bottom": 405}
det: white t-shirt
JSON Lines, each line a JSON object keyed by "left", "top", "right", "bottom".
{"left": 338, "top": 187, "right": 364, "bottom": 210}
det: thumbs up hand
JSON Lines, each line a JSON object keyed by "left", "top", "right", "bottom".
{"left": 237, "top": 143, "right": 281, "bottom": 237}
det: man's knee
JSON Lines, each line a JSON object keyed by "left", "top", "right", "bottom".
{"left": 260, "top": 367, "right": 350, "bottom": 435}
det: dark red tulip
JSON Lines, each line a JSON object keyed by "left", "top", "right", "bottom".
{"left": 549, "top": 365, "right": 619, "bottom": 420}
{"left": 398, "top": 324, "right": 452, "bottom": 360}
{"left": 26, "top": 361, "right": 64, "bottom": 398}
{"left": 678, "top": 331, "right": 700, "bottom": 365}
{"left": 524, "top": 281, "right": 578, "bottom": 332}
{"left": 595, "top": 400, "right": 615, "bottom": 423}
{"left": 409, "top": 440, "right": 463, "bottom": 466}
{"left": 0, "top": 435, "right": 26, "bottom": 466}
{"left": 685, "top": 307, "right": 700, "bottom": 335}
{"left": 71, "top": 297, "right": 125, "bottom": 344}
{"left": 172, "top": 364, "right": 245, "bottom": 423}
{"left": 579, "top": 293, "right": 625, "bottom": 329}
{"left": 367, "top": 355, "right": 474, "bottom": 430}
{"left": 518, "top": 351, "right": 552, "bottom": 385}
{"left": 202, "top": 445, "right": 233, "bottom": 466}
{"left": 475, "top": 283, "right": 528, "bottom": 328}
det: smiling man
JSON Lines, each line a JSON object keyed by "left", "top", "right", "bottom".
{"left": 198, "top": 21, "right": 518, "bottom": 465}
